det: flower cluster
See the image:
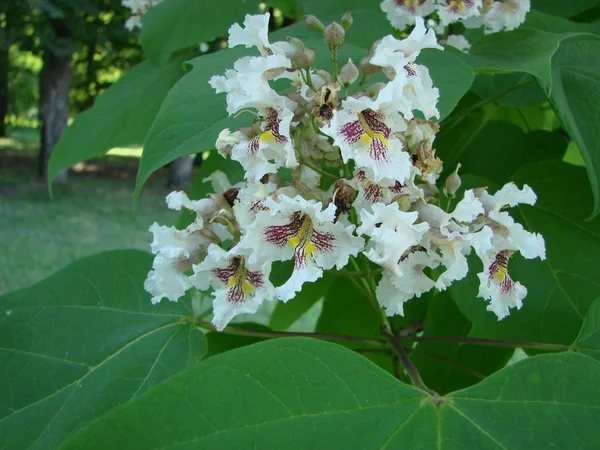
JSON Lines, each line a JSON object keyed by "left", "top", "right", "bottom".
{"left": 122, "top": 0, "right": 163, "bottom": 30}
{"left": 145, "top": 13, "right": 545, "bottom": 330}
{"left": 381, "top": 0, "right": 531, "bottom": 51}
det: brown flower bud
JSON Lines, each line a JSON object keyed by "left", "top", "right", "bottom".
{"left": 324, "top": 22, "right": 345, "bottom": 50}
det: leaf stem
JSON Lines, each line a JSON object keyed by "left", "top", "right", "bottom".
{"left": 404, "top": 335, "right": 571, "bottom": 352}
{"left": 382, "top": 328, "right": 438, "bottom": 396}
{"left": 189, "top": 318, "right": 386, "bottom": 345}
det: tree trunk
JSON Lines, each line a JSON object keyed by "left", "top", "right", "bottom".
{"left": 38, "top": 49, "right": 72, "bottom": 183}
{"left": 0, "top": 25, "right": 9, "bottom": 137}
{"left": 168, "top": 155, "right": 194, "bottom": 190}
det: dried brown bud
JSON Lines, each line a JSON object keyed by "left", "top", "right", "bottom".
{"left": 222, "top": 187, "right": 240, "bottom": 207}
{"left": 341, "top": 11, "right": 353, "bottom": 30}
{"left": 332, "top": 180, "right": 355, "bottom": 221}
{"left": 305, "top": 14, "right": 325, "bottom": 32}
{"left": 324, "top": 22, "right": 345, "bottom": 50}
{"left": 340, "top": 58, "right": 359, "bottom": 86}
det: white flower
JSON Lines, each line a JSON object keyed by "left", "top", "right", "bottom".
{"left": 377, "top": 249, "right": 440, "bottom": 316}
{"left": 229, "top": 95, "right": 298, "bottom": 181}
{"left": 417, "top": 190, "right": 493, "bottom": 290}
{"left": 240, "top": 194, "right": 364, "bottom": 301}
{"left": 474, "top": 183, "right": 546, "bottom": 319}
{"left": 380, "top": 0, "right": 437, "bottom": 31}
{"left": 227, "top": 13, "right": 295, "bottom": 57}
{"left": 145, "top": 254, "right": 195, "bottom": 305}
{"left": 446, "top": 34, "right": 471, "bottom": 52}
{"left": 358, "top": 203, "right": 429, "bottom": 276}
{"left": 191, "top": 244, "right": 275, "bottom": 330}
{"left": 483, "top": 0, "right": 530, "bottom": 34}
{"left": 437, "top": 0, "right": 483, "bottom": 26}
{"left": 145, "top": 223, "right": 211, "bottom": 304}
{"left": 321, "top": 94, "right": 411, "bottom": 182}
{"left": 232, "top": 181, "right": 278, "bottom": 231}
{"left": 209, "top": 54, "right": 292, "bottom": 115}
{"left": 166, "top": 191, "right": 219, "bottom": 225}
{"left": 371, "top": 17, "right": 442, "bottom": 70}
{"left": 349, "top": 167, "right": 423, "bottom": 211}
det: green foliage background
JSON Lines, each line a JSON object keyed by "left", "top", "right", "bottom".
{"left": 3, "top": 0, "right": 600, "bottom": 447}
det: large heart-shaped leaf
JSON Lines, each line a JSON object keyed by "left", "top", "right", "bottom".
{"left": 0, "top": 250, "right": 206, "bottom": 449}
{"left": 574, "top": 297, "right": 600, "bottom": 361}
{"left": 549, "top": 37, "right": 600, "bottom": 218}
{"left": 47, "top": 54, "right": 189, "bottom": 184}
{"left": 140, "top": 0, "right": 261, "bottom": 65}
{"left": 62, "top": 338, "right": 600, "bottom": 448}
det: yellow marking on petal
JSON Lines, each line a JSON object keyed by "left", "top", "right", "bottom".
{"left": 358, "top": 112, "right": 389, "bottom": 146}
{"left": 259, "top": 130, "right": 276, "bottom": 144}
{"left": 288, "top": 236, "right": 300, "bottom": 249}
{"left": 492, "top": 267, "right": 508, "bottom": 284}
{"left": 304, "top": 241, "right": 315, "bottom": 258}
{"left": 242, "top": 280, "right": 254, "bottom": 296}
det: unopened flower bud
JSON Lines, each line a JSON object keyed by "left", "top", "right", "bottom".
{"left": 305, "top": 14, "right": 325, "bottom": 32}
{"left": 340, "top": 58, "right": 359, "bottom": 86}
{"left": 341, "top": 11, "right": 353, "bottom": 30}
{"left": 324, "top": 22, "right": 345, "bottom": 50}
{"left": 444, "top": 163, "right": 462, "bottom": 198}
{"left": 286, "top": 37, "right": 315, "bottom": 69}
{"left": 359, "top": 55, "right": 380, "bottom": 75}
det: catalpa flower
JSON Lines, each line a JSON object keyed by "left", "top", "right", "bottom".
{"left": 474, "top": 183, "right": 546, "bottom": 319}
{"left": 322, "top": 94, "right": 411, "bottom": 182}
{"left": 417, "top": 190, "right": 493, "bottom": 290}
{"left": 380, "top": 0, "right": 436, "bottom": 31}
{"left": 192, "top": 244, "right": 275, "bottom": 330}
{"left": 357, "top": 203, "right": 429, "bottom": 276}
{"left": 228, "top": 13, "right": 295, "bottom": 58}
{"left": 348, "top": 167, "right": 423, "bottom": 211}
{"left": 483, "top": 0, "right": 530, "bottom": 34}
{"left": 369, "top": 19, "right": 442, "bottom": 120}
{"left": 377, "top": 248, "right": 441, "bottom": 316}
{"left": 228, "top": 94, "right": 298, "bottom": 181}
{"left": 232, "top": 181, "right": 278, "bottom": 231}
{"left": 240, "top": 194, "right": 364, "bottom": 300}
{"left": 437, "top": 0, "right": 483, "bottom": 25}
{"left": 370, "top": 17, "right": 442, "bottom": 70}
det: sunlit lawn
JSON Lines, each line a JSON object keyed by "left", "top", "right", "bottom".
{"left": 0, "top": 127, "right": 177, "bottom": 295}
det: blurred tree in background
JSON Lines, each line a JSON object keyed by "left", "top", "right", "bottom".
{"left": 0, "top": 0, "right": 143, "bottom": 180}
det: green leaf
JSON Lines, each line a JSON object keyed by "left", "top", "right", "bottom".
{"left": 437, "top": 122, "right": 566, "bottom": 184}
{"left": 417, "top": 49, "right": 474, "bottom": 121}
{"left": 463, "top": 28, "right": 587, "bottom": 93}
{"left": 470, "top": 73, "right": 545, "bottom": 107}
{"left": 140, "top": 0, "right": 260, "bottom": 65}
{"left": 0, "top": 250, "right": 206, "bottom": 449}
{"left": 531, "top": 0, "right": 600, "bottom": 18}
{"left": 62, "top": 338, "right": 600, "bottom": 449}
{"left": 549, "top": 37, "right": 600, "bottom": 217}
{"left": 412, "top": 291, "right": 513, "bottom": 395}
{"left": 48, "top": 54, "right": 189, "bottom": 184}
{"left": 450, "top": 161, "right": 600, "bottom": 345}
{"left": 270, "top": 275, "right": 333, "bottom": 331}
{"left": 525, "top": 9, "right": 600, "bottom": 35}
{"left": 134, "top": 48, "right": 251, "bottom": 199}
{"left": 205, "top": 324, "right": 270, "bottom": 358}
{"left": 574, "top": 297, "right": 600, "bottom": 361}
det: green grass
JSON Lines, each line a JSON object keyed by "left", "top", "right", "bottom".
{"left": 0, "top": 127, "right": 178, "bottom": 295}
